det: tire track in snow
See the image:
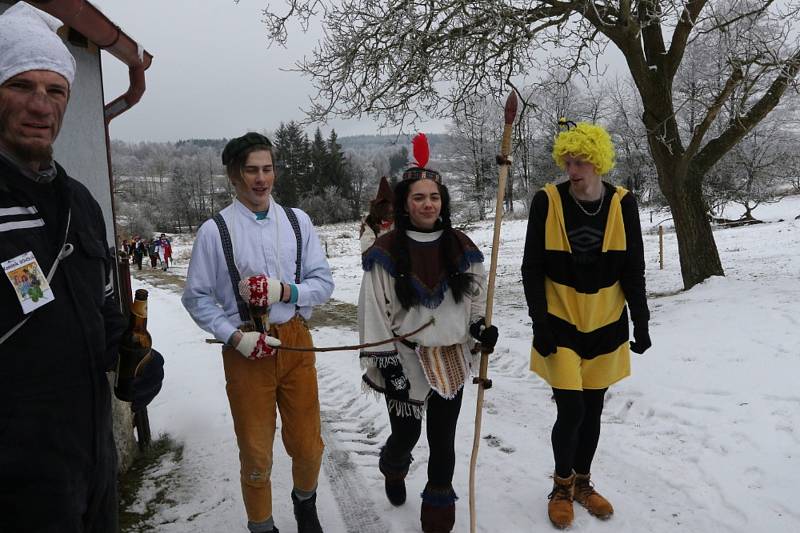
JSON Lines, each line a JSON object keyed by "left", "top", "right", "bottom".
{"left": 320, "top": 407, "right": 389, "bottom": 533}
{"left": 312, "top": 316, "right": 389, "bottom": 533}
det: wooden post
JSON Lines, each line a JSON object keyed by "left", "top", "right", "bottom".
{"left": 118, "top": 250, "right": 151, "bottom": 450}
{"left": 117, "top": 251, "right": 133, "bottom": 310}
{"left": 659, "top": 225, "right": 664, "bottom": 270}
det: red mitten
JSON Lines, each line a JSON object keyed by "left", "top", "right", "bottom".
{"left": 235, "top": 331, "right": 281, "bottom": 360}
{"left": 238, "top": 274, "right": 283, "bottom": 306}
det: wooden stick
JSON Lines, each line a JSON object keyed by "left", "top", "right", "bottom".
{"left": 469, "top": 91, "right": 518, "bottom": 533}
{"left": 204, "top": 317, "right": 434, "bottom": 353}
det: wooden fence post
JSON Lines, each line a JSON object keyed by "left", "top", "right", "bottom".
{"left": 659, "top": 225, "right": 664, "bottom": 270}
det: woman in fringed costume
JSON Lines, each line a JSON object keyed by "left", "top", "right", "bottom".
{"left": 522, "top": 121, "right": 651, "bottom": 529}
{"left": 358, "top": 134, "right": 499, "bottom": 533}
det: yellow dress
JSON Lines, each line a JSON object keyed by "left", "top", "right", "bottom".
{"left": 530, "top": 183, "right": 631, "bottom": 390}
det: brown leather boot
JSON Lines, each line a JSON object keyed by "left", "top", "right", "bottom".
{"left": 574, "top": 472, "right": 614, "bottom": 519}
{"left": 547, "top": 472, "right": 575, "bottom": 529}
{"left": 420, "top": 484, "right": 457, "bottom": 533}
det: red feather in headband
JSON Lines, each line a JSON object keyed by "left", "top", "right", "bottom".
{"left": 411, "top": 133, "right": 429, "bottom": 168}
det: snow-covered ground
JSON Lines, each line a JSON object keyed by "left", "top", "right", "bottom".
{"left": 130, "top": 195, "right": 800, "bottom": 533}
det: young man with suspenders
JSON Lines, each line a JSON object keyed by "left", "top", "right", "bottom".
{"left": 182, "top": 132, "right": 334, "bottom": 533}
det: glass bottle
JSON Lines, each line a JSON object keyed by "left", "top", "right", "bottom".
{"left": 115, "top": 289, "right": 152, "bottom": 402}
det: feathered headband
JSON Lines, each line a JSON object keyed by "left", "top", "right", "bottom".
{"left": 401, "top": 133, "right": 442, "bottom": 183}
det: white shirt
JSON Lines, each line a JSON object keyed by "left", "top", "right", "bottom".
{"left": 182, "top": 197, "right": 334, "bottom": 343}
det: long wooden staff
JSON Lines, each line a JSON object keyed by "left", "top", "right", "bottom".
{"left": 203, "top": 317, "right": 434, "bottom": 352}
{"left": 469, "top": 91, "right": 518, "bottom": 533}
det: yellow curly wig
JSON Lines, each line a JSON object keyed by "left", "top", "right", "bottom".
{"left": 552, "top": 122, "right": 615, "bottom": 176}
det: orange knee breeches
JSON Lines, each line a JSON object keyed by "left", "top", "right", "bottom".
{"left": 222, "top": 315, "right": 324, "bottom": 522}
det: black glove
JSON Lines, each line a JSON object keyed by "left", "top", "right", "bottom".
{"left": 629, "top": 323, "right": 652, "bottom": 354}
{"left": 132, "top": 349, "right": 165, "bottom": 412}
{"left": 469, "top": 318, "right": 499, "bottom": 351}
{"left": 380, "top": 360, "right": 410, "bottom": 402}
{"left": 532, "top": 319, "right": 557, "bottom": 357}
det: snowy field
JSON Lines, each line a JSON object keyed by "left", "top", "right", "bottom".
{"left": 130, "top": 195, "right": 800, "bottom": 533}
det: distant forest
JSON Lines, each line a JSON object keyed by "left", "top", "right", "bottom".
{"left": 111, "top": 124, "right": 458, "bottom": 237}
{"left": 113, "top": 110, "right": 799, "bottom": 240}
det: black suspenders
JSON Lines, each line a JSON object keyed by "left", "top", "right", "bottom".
{"left": 212, "top": 213, "right": 249, "bottom": 322}
{"left": 281, "top": 205, "right": 302, "bottom": 284}
{"left": 212, "top": 206, "right": 303, "bottom": 323}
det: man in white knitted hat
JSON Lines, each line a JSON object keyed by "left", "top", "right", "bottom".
{"left": 0, "top": 1, "right": 75, "bottom": 167}
{"left": 0, "top": 3, "right": 163, "bottom": 532}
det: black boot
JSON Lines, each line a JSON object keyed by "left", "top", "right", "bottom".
{"left": 379, "top": 446, "right": 412, "bottom": 506}
{"left": 291, "top": 491, "right": 323, "bottom": 533}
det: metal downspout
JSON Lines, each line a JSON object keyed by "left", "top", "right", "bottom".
{"left": 31, "top": 0, "right": 153, "bottom": 122}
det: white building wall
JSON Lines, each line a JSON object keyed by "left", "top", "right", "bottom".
{"left": 55, "top": 42, "right": 115, "bottom": 245}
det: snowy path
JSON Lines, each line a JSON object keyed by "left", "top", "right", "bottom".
{"left": 127, "top": 278, "right": 352, "bottom": 532}
{"left": 317, "top": 341, "right": 391, "bottom": 533}
{"left": 129, "top": 196, "right": 800, "bottom": 532}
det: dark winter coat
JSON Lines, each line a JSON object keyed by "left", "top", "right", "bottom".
{"left": 0, "top": 156, "right": 126, "bottom": 532}
{"left": 133, "top": 240, "right": 145, "bottom": 257}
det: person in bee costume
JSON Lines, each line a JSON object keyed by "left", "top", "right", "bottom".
{"left": 358, "top": 134, "right": 498, "bottom": 533}
{"left": 521, "top": 121, "right": 651, "bottom": 529}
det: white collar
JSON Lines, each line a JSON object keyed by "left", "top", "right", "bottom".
{"left": 233, "top": 196, "right": 277, "bottom": 220}
{"left": 406, "top": 229, "right": 443, "bottom": 242}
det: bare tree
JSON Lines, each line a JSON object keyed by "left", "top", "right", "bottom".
{"left": 514, "top": 74, "right": 608, "bottom": 206}
{"left": 705, "top": 115, "right": 800, "bottom": 221}
{"left": 606, "top": 77, "right": 660, "bottom": 203}
{"left": 259, "top": 0, "right": 800, "bottom": 289}
{"left": 347, "top": 152, "right": 377, "bottom": 218}
{"left": 450, "top": 96, "right": 501, "bottom": 220}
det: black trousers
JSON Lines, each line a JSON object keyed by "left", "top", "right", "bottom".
{"left": 551, "top": 387, "right": 607, "bottom": 478}
{"left": 384, "top": 389, "right": 464, "bottom": 488}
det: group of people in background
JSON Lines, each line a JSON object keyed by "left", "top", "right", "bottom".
{"left": 121, "top": 233, "right": 172, "bottom": 271}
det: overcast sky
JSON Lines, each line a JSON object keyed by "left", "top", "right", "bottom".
{"left": 92, "top": 0, "right": 444, "bottom": 142}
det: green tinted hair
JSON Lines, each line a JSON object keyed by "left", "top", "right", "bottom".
{"left": 552, "top": 122, "right": 615, "bottom": 176}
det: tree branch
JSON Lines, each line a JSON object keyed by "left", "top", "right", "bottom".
{"left": 685, "top": 64, "right": 743, "bottom": 159}
{"left": 692, "top": 47, "right": 800, "bottom": 178}
{"left": 665, "top": 0, "right": 708, "bottom": 77}
{"left": 638, "top": 0, "right": 667, "bottom": 70}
